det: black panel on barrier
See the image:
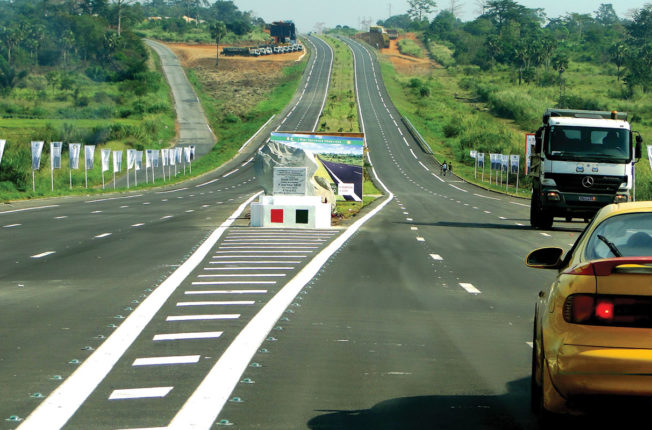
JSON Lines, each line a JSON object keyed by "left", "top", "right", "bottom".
{"left": 296, "top": 209, "right": 309, "bottom": 224}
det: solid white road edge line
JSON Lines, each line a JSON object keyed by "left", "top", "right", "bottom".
{"left": 16, "top": 191, "right": 262, "bottom": 430}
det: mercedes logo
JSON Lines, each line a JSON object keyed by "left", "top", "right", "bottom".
{"left": 581, "top": 176, "right": 595, "bottom": 189}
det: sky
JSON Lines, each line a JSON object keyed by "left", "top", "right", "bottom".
{"left": 232, "top": 0, "right": 650, "bottom": 33}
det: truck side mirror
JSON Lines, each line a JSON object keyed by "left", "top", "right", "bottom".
{"left": 535, "top": 127, "right": 544, "bottom": 153}
{"left": 635, "top": 135, "right": 642, "bottom": 160}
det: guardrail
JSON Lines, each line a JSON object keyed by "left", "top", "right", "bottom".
{"left": 401, "top": 116, "right": 433, "bottom": 155}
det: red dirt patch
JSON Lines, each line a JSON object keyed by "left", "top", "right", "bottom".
{"left": 380, "top": 33, "right": 439, "bottom": 75}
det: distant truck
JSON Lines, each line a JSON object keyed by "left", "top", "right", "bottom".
{"left": 528, "top": 109, "right": 643, "bottom": 229}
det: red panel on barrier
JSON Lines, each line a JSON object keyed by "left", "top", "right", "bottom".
{"left": 271, "top": 209, "right": 284, "bottom": 223}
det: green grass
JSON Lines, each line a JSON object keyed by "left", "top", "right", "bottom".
{"left": 318, "top": 36, "right": 359, "bottom": 133}
{"left": 397, "top": 39, "right": 424, "bottom": 58}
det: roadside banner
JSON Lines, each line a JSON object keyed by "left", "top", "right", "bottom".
{"left": 101, "top": 149, "right": 111, "bottom": 173}
{"left": 0, "top": 140, "right": 5, "bottom": 168}
{"left": 113, "top": 151, "right": 122, "bottom": 172}
{"left": 502, "top": 154, "right": 509, "bottom": 171}
{"left": 470, "top": 150, "right": 477, "bottom": 159}
{"left": 490, "top": 153, "right": 499, "bottom": 171}
{"left": 127, "top": 149, "right": 136, "bottom": 170}
{"left": 169, "top": 148, "right": 176, "bottom": 166}
{"left": 84, "top": 145, "right": 95, "bottom": 169}
{"left": 477, "top": 153, "right": 485, "bottom": 168}
{"left": 136, "top": 151, "right": 143, "bottom": 170}
{"left": 145, "top": 149, "right": 153, "bottom": 168}
{"left": 69, "top": 143, "right": 81, "bottom": 169}
{"left": 31, "top": 141, "right": 44, "bottom": 170}
{"left": 175, "top": 147, "right": 182, "bottom": 165}
{"left": 152, "top": 150, "right": 159, "bottom": 168}
{"left": 510, "top": 155, "right": 519, "bottom": 174}
{"left": 50, "top": 142, "right": 62, "bottom": 169}
{"left": 161, "top": 149, "right": 169, "bottom": 167}
{"left": 183, "top": 147, "right": 191, "bottom": 163}
{"left": 189, "top": 145, "right": 196, "bottom": 160}
{"left": 525, "top": 134, "right": 536, "bottom": 175}
{"left": 31, "top": 141, "right": 44, "bottom": 192}
{"left": 50, "top": 141, "right": 63, "bottom": 191}
{"left": 648, "top": 145, "right": 652, "bottom": 172}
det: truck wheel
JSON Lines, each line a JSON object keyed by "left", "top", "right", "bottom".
{"left": 539, "top": 211, "right": 553, "bottom": 230}
{"left": 530, "top": 195, "right": 553, "bottom": 230}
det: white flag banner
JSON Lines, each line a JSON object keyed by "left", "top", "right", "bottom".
{"left": 0, "top": 139, "right": 5, "bottom": 168}
{"left": 135, "top": 151, "right": 143, "bottom": 171}
{"left": 161, "top": 149, "right": 169, "bottom": 167}
{"left": 489, "top": 153, "right": 499, "bottom": 170}
{"left": 127, "top": 149, "right": 136, "bottom": 169}
{"left": 477, "top": 152, "right": 485, "bottom": 168}
{"left": 101, "top": 149, "right": 111, "bottom": 173}
{"left": 510, "top": 155, "right": 520, "bottom": 174}
{"left": 189, "top": 145, "right": 196, "bottom": 160}
{"left": 648, "top": 145, "right": 652, "bottom": 172}
{"left": 183, "top": 147, "right": 191, "bottom": 163}
{"left": 470, "top": 150, "right": 477, "bottom": 159}
{"left": 50, "top": 142, "right": 63, "bottom": 169}
{"left": 69, "top": 143, "right": 81, "bottom": 169}
{"left": 113, "top": 151, "right": 122, "bottom": 172}
{"left": 145, "top": 149, "right": 153, "bottom": 168}
{"left": 175, "top": 147, "right": 182, "bottom": 164}
{"left": 502, "top": 154, "right": 509, "bottom": 170}
{"left": 152, "top": 150, "right": 159, "bottom": 168}
{"left": 169, "top": 148, "right": 176, "bottom": 166}
{"left": 85, "top": 145, "right": 95, "bottom": 170}
{"left": 31, "top": 141, "right": 44, "bottom": 170}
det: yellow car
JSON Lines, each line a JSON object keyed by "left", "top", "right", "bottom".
{"left": 527, "top": 201, "right": 652, "bottom": 418}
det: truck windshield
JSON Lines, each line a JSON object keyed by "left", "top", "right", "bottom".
{"left": 546, "top": 125, "right": 630, "bottom": 162}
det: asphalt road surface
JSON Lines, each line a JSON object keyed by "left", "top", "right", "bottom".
{"left": 0, "top": 35, "right": 611, "bottom": 430}
{"left": 317, "top": 156, "right": 363, "bottom": 201}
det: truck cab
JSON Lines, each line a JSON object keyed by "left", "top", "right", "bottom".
{"left": 529, "top": 109, "right": 642, "bottom": 229}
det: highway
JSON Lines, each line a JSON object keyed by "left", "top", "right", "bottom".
{"left": 0, "top": 35, "right": 334, "bottom": 429}
{"left": 1, "top": 34, "right": 595, "bottom": 430}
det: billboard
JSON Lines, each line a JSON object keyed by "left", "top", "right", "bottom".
{"left": 270, "top": 132, "right": 365, "bottom": 202}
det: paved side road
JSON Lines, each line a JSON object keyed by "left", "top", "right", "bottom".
{"left": 145, "top": 40, "right": 216, "bottom": 157}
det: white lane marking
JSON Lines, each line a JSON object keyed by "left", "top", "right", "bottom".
{"left": 91, "top": 211, "right": 102, "bottom": 214}
{"left": 132, "top": 356, "right": 200, "bottom": 366}
{"left": 55, "top": 216, "right": 68, "bottom": 219}
{"left": 214, "top": 250, "right": 312, "bottom": 254}
{"left": 460, "top": 283, "right": 481, "bottom": 295}
{"left": 16, "top": 192, "right": 262, "bottom": 430}
{"left": 418, "top": 161, "right": 430, "bottom": 171}
{"left": 161, "top": 215, "right": 173, "bottom": 220}
{"left": 516, "top": 223, "right": 524, "bottom": 226}
{"left": 176, "top": 301, "right": 255, "bottom": 307}
{"left": 205, "top": 267, "right": 293, "bottom": 270}
{"left": 0, "top": 204, "right": 59, "bottom": 215}
{"left": 3, "top": 223, "right": 21, "bottom": 228}
{"left": 416, "top": 237, "right": 425, "bottom": 242}
{"left": 222, "top": 169, "right": 239, "bottom": 178}
{"left": 195, "top": 178, "right": 219, "bottom": 188}
{"left": 192, "top": 281, "right": 277, "bottom": 286}
{"left": 131, "top": 223, "right": 145, "bottom": 228}
{"left": 430, "top": 254, "right": 443, "bottom": 261}
{"left": 449, "top": 184, "right": 468, "bottom": 192}
{"left": 540, "top": 233, "right": 551, "bottom": 237}
{"left": 526, "top": 342, "right": 534, "bottom": 348}
{"left": 166, "top": 314, "right": 240, "bottom": 322}
{"left": 406, "top": 218, "right": 413, "bottom": 221}
{"left": 31, "top": 251, "right": 55, "bottom": 259}
{"left": 94, "top": 233, "right": 112, "bottom": 238}
{"left": 153, "top": 332, "right": 223, "bottom": 341}
{"left": 186, "top": 210, "right": 195, "bottom": 213}
{"left": 484, "top": 211, "right": 491, "bottom": 214}
{"left": 473, "top": 193, "right": 501, "bottom": 200}
{"left": 209, "top": 261, "right": 300, "bottom": 265}
{"left": 109, "top": 387, "right": 173, "bottom": 400}
{"left": 411, "top": 227, "right": 418, "bottom": 231}
{"left": 166, "top": 182, "right": 395, "bottom": 430}
{"left": 156, "top": 188, "right": 189, "bottom": 194}
{"left": 511, "top": 202, "right": 530, "bottom": 208}
{"left": 185, "top": 290, "right": 267, "bottom": 295}
{"left": 431, "top": 172, "right": 444, "bottom": 183}
{"left": 409, "top": 149, "right": 417, "bottom": 159}
{"left": 499, "top": 216, "right": 507, "bottom": 220}
{"left": 86, "top": 195, "right": 142, "bottom": 203}
{"left": 212, "top": 255, "right": 308, "bottom": 259}
{"left": 218, "top": 246, "right": 318, "bottom": 249}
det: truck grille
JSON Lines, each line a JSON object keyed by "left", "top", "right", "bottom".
{"left": 547, "top": 174, "right": 625, "bottom": 194}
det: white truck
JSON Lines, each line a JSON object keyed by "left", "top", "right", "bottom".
{"left": 529, "top": 109, "right": 643, "bottom": 229}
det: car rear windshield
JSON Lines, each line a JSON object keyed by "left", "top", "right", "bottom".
{"left": 585, "top": 212, "right": 652, "bottom": 260}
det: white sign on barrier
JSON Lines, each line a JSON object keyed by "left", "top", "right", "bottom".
{"left": 273, "top": 167, "right": 307, "bottom": 196}
{"left": 338, "top": 183, "right": 355, "bottom": 197}
{"left": 648, "top": 145, "right": 652, "bottom": 172}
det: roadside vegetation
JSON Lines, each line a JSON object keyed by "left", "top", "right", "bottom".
{"left": 375, "top": 0, "right": 652, "bottom": 200}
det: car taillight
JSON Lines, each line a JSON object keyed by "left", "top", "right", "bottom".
{"left": 564, "top": 294, "right": 652, "bottom": 327}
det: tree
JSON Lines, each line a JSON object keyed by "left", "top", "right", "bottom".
{"left": 609, "top": 42, "right": 626, "bottom": 82}
{"left": 1, "top": 24, "right": 24, "bottom": 64}
{"left": 407, "top": 0, "right": 437, "bottom": 22}
{"left": 209, "top": 20, "right": 227, "bottom": 66}
{"left": 595, "top": 3, "right": 618, "bottom": 26}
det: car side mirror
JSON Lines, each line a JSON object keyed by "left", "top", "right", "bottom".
{"left": 526, "top": 247, "right": 564, "bottom": 269}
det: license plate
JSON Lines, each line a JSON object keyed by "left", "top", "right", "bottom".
{"left": 579, "top": 196, "right": 597, "bottom": 202}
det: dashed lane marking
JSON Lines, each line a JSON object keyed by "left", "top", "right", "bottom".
{"left": 459, "top": 283, "right": 481, "bottom": 295}
{"left": 153, "top": 332, "right": 223, "bottom": 341}
{"left": 165, "top": 314, "right": 240, "bottom": 322}
{"left": 31, "top": 251, "right": 55, "bottom": 259}
{"left": 109, "top": 387, "right": 173, "bottom": 400}
{"left": 132, "top": 355, "right": 201, "bottom": 366}
{"left": 430, "top": 254, "right": 443, "bottom": 261}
